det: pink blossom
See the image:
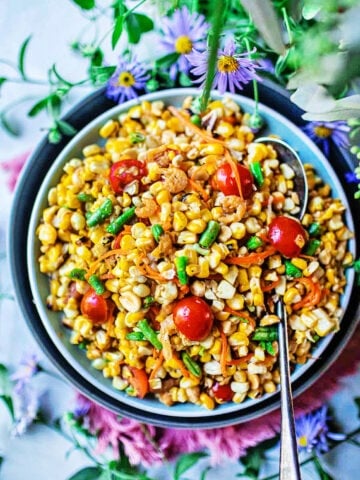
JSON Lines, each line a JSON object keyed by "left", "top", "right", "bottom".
{"left": 1, "top": 151, "right": 30, "bottom": 191}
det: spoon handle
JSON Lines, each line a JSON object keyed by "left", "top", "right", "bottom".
{"left": 277, "top": 301, "right": 302, "bottom": 480}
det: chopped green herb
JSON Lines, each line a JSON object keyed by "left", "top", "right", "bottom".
{"left": 193, "top": 243, "right": 210, "bottom": 255}
{"left": 77, "top": 192, "right": 94, "bottom": 202}
{"left": 143, "top": 295, "right": 155, "bottom": 308}
{"left": 137, "top": 319, "right": 162, "bottom": 350}
{"left": 304, "top": 239, "right": 321, "bottom": 256}
{"left": 151, "top": 224, "right": 164, "bottom": 242}
{"left": 182, "top": 352, "right": 201, "bottom": 377}
{"left": 250, "top": 161, "right": 264, "bottom": 187}
{"left": 129, "top": 132, "right": 145, "bottom": 144}
{"left": 246, "top": 236, "right": 263, "bottom": 250}
{"left": 285, "top": 260, "right": 302, "bottom": 278}
{"left": 69, "top": 268, "right": 87, "bottom": 280}
{"left": 308, "top": 222, "right": 321, "bottom": 236}
{"left": 252, "top": 326, "right": 278, "bottom": 342}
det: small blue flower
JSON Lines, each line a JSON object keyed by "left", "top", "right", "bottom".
{"left": 106, "top": 57, "right": 150, "bottom": 104}
{"left": 303, "top": 120, "right": 350, "bottom": 157}
{"left": 11, "top": 353, "right": 41, "bottom": 392}
{"left": 295, "top": 406, "right": 345, "bottom": 454}
{"left": 159, "top": 6, "right": 208, "bottom": 80}
{"left": 187, "top": 38, "right": 261, "bottom": 95}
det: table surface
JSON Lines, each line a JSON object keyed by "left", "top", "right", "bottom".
{"left": 1, "top": 2, "right": 360, "bottom": 479}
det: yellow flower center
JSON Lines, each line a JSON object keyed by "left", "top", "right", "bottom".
{"left": 175, "top": 35, "right": 193, "bottom": 54}
{"left": 117, "top": 71, "right": 136, "bottom": 87}
{"left": 217, "top": 55, "right": 239, "bottom": 73}
{"left": 298, "top": 435, "right": 308, "bottom": 448}
{"left": 314, "top": 125, "right": 332, "bottom": 138}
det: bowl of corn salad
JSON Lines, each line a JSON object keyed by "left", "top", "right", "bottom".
{"left": 24, "top": 87, "right": 357, "bottom": 424}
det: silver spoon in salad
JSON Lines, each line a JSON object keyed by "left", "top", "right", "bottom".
{"left": 255, "top": 137, "right": 309, "bottom": 480}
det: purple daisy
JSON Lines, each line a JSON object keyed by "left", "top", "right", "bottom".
{"left": 106, "top": 57, "right": 150, "bottom": 104}
{"left": 303, "top": 120, "right": 350, "bottom": 157}
{"left": 295, "top": 406, "right": 345, "bottom": 454}
{"left": 159, "top": 6, "right": 208, "bottom": 80}
{"left": 187, "top": 38, "right": 261, "bottom": 95}
{"left": 11, "top": 353, "right": 41, "bottom": 393}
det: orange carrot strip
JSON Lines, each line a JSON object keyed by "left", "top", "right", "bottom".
{"left": 149, "top": 351, "right": 164, "bottom": 381}
{"left": 227, "top": 353, "right": 254, "bottom": 366}
{"left": 224, "top": 150, "right": 243, "bottom": 200}
{"left": 220, "top": 329, "right": 229, "bottom": 376}
{"left": 188, "top": 178, "right": 210, "bottom": 201}
{"left": 225, "top": 246, "right": 277, "bottom": 266}
{"left": 112, "top": 224, "right": 132, "bottom": 249}
{"left": 171, "top": 351, "right": 190, "bottom": 377}
{"left": 292, "top": 277, "right": 323, "bottom": 310}
{"left": 261, "top": 276, "right": 281, "bottom": 292}
{"left": 224, "top": 307, "right": 256, "bottom": 329}
{"left": 85, "top": 248, "right": 128, "bottom": 279}
{"left": 167, "top": 106, "right": 224, "bottom": 144}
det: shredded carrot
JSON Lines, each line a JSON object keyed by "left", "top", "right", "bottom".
{"left": 225, "top": 246, "right": 277, "bottom": 266}
{"left": 224, "top": 150, "right": 243, "bottom": 200}
{"left": 224, "top": 307, "right": 256, "bottom": 329}
{"left": 227, "top": 353, "right": 254, "bottom": 366}
{"left": 149, "top": 351, "right": 164, "bottom": 381}
{"left": 261, "top": 276, "right": 281, "bottom": 292}
{"left": 85, "top": 248, "right": 128, "bottom": 279}
{"left": 188, "top": 178, "right": 210, "bottom": 201}
{"left": 171, "top": 351, "right": 190, "bottom": 377}
{"left": 292, "top": 276, "right": 323, "bottom": 310}
{"left": 167, "top": 106, "right": 224, "bottom": 144}
{"left": 99, "top": 273, "right": 116, "bottom": 280}
{"left": 220, "top": 329, "right": 229, "bottom": 376}
{"left": 112, "top": 224, "right": 132, "bottom": 249}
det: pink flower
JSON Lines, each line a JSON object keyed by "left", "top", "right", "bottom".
{"left": 1, "top": 151, "right": 30, "bottom": 191}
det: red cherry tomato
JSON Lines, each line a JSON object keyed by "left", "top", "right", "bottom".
{"left": 212, "top": 163, "right": 254, "bottom": 198}
{"left": 129, "top": 367, "right": 149, "bottom": 399}
{"left": 173, "top": 296, "right": 214, "bottom": 341}
{"left": 212, "top": 383, "right": 234, "bottom": 403}
{"left": 109, "top": 159, "right": 147, "bottom": 194}
{"left": 80, "top": 289, "right": 109, "bottom": 324}
{"left": 268, "top": 216, "right": 308, "bottom": 258}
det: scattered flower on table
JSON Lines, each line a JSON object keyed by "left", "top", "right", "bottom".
{"left": 159, "top": 5, "right": 208, "bottom": 80}
{"left": 295, "top": 406, "right": 345, "bottom": 454}
{"left": 11, "top": 353, "right": 41, "bottom": 393}
{"left": 106, "top": 57, "right": 150, "bottom": 104}
{"left": 11, "top": 383, "right": 40, "bottom": 437}
{"left": 0, "top": 151, "right": 30, "bottom": 191}
{"left": 187, "top": 38, "right": 261, "bottom": 94}
{"left": 302, "top": 120, "right": 350, "bottom": 157}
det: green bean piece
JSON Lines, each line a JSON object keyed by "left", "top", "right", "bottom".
{"left": 77, "top": 192, "right": 94, "bottom": 202}
{"left": 86, "top": 198, "right": 113, "bottom": 227}
{"left": 252, "top": 326, "right": 278, "bottom": 342}
{"left": 129, "top": 132, "right": 146, "bottom": 144}
{"left": 246, "top": 236, "right": 263, "bottom": 250}
{"left": 126, "top": 331, "right": 146, "bottom": 341}
{"left": 137, "top": 319, "right": 163, "bottom": 350}
{"left": 88, "top": 274, "right": 106, "bottom": 295}
{"left": 69, "top": 268, "right": 87, "bottom": 281}
{"left": 175, "top": 256, "right": 188, "bottom": 285}
{"left": 199, "top": 220, "right": 221, "bottom": 248}
{"left": 143, "top": 295, "right": 155, "bottom": 308}
{"left": 285, "top": 260, "right": 302, "bottom": 278}
{"left": 151, "top": 224, "right": 164, "bottom": 242}
{"left": 106, "top": 206, "right": 136, "bottom": 235}
{"left": 304, "top": 239, "right": 321, "bottom": 256}
{"left": 181, "top": 352, "right": 201, "bottom": 377}
{"left": 190, "top": 114, "right": 201, "bottom": 126}
{"left": 249, "top": 161, "right": 264, "bottom": 187}
{"left": 308, "top": 222, "right": 321, "bottom": 237}
{"left": 260, "top": 341, "right": 276, "bottom": 356}
{"left": 193, "top": 243, "right": 210, "bottom": 255}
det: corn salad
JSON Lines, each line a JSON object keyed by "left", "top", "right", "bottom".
{"left": 37, "top": 97, "right": 353, "bottom": 409}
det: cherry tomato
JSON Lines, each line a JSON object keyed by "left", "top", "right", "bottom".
{"left": 212, "top": 383, "right": 234, "bottom": 403}
{"left": 129, "top": 367, "right": 149, "bottom": 399}
{"left": 268, "top": 216, "right": 308, "bottom": 258}
{"left": 173, "top": 296, "right": 214, "bottom": 341}
{"left": 80, "top": 289, "right": 109, "bottom": 324}
{"left": 109, "top": 159, "right": 147, "bottom": 194}
{"left": 212, "top": 163, "right": 254, "bottom": 198}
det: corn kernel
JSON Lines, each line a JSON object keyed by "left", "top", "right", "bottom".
{"left": 156, "top": 189, "right": 171, "bottom": 204}
{"left": 187, "top": 218, "right": 207, "bottom": 234}
{"left": 199, "top": 143, "right": 225, "bottom": 156}
{"left": 291, "top": 257, "right": 308, "bottom": 270}
{"left": 173, "top": 211, "right": 188, "bottom": 232}
{"left": 200, "top": 392, "right": 215, "bottom": 410}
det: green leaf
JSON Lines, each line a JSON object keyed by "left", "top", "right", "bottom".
{"left": 72, "top": 0, "right": 95, "bottom": 10}
{"left": 28, "top": 97, "right": 51, "bottom": 117}
{"left": 48, "top": 127, "right": 62, "bottom": 144}
{"left": 67, "top": 466, "right": 103, "bottom": 480}
{"left": 313, "top": 456, "right": 335, "bottom": 480}
{"left": 112, "top": 13, "right": 125, "bottom": 49}
{"left": 90, "top": 65, "right": 116, "bottom": 84}
{"left": 155, "top": 52, "right": 180, "bottom": 69}
{"left": 0, "top": 77, "right": 7, "bottom": 89}
{"left": 51, "top": 64, "right": 73, "bottom": 87}
{"left": 0, "top": 395, "right": 15, "bottom": 420}
{"left": 0, "top": 110, "right": 19, "bottom": 136}
{"left": 179, "top": 72, "right": 193, "bottom": 87}
{"left": 174, "top": 452, "right": 208, "bottom": 480}
{"left": 18, "top": 35, "right": 32, "bottom": 80}
{"left": 240, "top": 0, "right": 286, "bottom": 55}
{"left": 56, "top": 120, "right": 77, "bottom": 137}
{"left": 125, "top": 13, "right": 154, "bottom": 44}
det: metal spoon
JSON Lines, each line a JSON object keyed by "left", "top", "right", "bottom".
{"left": 255, "top": 137, "right": 309, "bottom": 480}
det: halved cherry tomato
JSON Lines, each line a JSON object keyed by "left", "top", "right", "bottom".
{"left": 268, "top": 215, "right": 308, "bottom": 258}
{"left": 212, "top": 383, "right": 234, "bottom": 403}
{"left": 173, "top": 296, "right": 214, "bottom": 341}
{"left": 109, "top": 159, "right": 147, "bottom": 194}
{"left": 80, "top": 288, "right": 109, "bottom": 324}
{"left": 129, "top": 367, "right": 149, "bottom": 399}
{"left": 211, "top": 163, "right": 254, "bottom": 198}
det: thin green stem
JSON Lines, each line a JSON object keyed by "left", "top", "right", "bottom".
{"left": 199, "top": 0, "right": 226, "bottom": 112}
{"left": 281, "top": 7, "right": 293, "bottom": 45}
{"left": 244, "top": 37, "right": 259, "bottom": 115}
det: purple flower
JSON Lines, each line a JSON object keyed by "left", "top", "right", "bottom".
{"left": 187, "top": 38, "right": 261, "bottom": 94}
{"left": 11, "top": 353, "right": 41, "bottom": 393}
{"left": 303, "top": 120, "right": 350, "bottom": 157}
{"left": 106, "top": 58, "right": 150, "bottom": 104}
{"left": 295, "top": 406, "right": 345, "bottom": 454}
{"left": 159, "top": 6, "right": 208, "bottom": 80}
{"left": 12, "top": 383, "right": 40, "bottom": 436}
{"left": 345, "top": 171, "right": 359, "bottom": 183}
